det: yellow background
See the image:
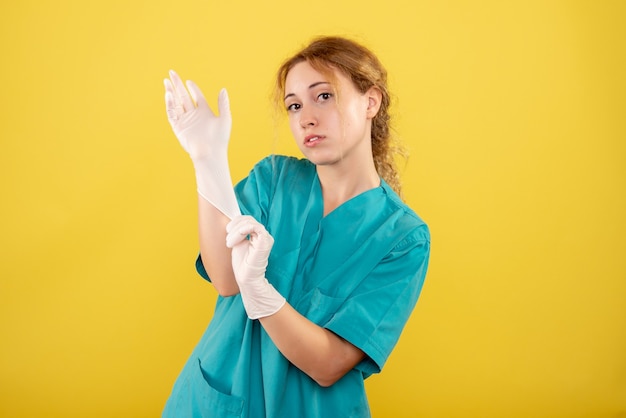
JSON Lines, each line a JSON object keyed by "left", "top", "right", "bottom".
{"left": 1, "top": 0, "right": 624, "bottom": 417}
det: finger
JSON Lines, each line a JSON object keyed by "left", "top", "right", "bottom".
{"left": 226, "top": 227, "right": 250, "bottom": 249}
{"left": 234, "top": 221, "right": 272, "bottom": 250}
{"left": 168, "top": 70, "right": 195, "bottom": 112}
{"left": 249, "top": 228, "right": 274, "bottom": 251}
{"left": 225, "top": 216, "right": 250, "bottom": 247}
{"left": 164, "top": 85, "right": 183, "bottom": 121}
{"left": 226, "top": 215, "right": 252, "bottom": 234}
{"left": 226, "top": 231, "right": 246, "bottom": 249}
{"left": 165, "top": 91, "right": 178, "bottom": 120}
{"left": 164, "top": 77, "right": 183, "bottom": 110}
{"left": 225, "top": 216, "right": 268, "bottom": 248}
{"left": 186, "top": 80, "right": 212, "bottom": 114}
{"left": 217, "top": 88, "right": 232, "bottom": 121}
{"left": 164, "top": 79, "right": 178, "bottom": 106}
{"left": 164, "top": 78, "right": 174, "bottom": 95}
{"left": 237, "top": 221, "right": 266, "bottom": 238}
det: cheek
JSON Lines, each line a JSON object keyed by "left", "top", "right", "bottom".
{"left": 288, "top": 116, "right": 299, "bottom": 135}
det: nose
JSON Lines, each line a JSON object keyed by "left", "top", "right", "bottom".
{"left": 299, "top": 106, "right": 317, "bottom": 129}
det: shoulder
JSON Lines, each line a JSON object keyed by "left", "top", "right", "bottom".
{"left": 252, "top": 154, "right": 313, "bottom": 173}
{"left": 234, "top": 155, "right": 316, "bottom": 220}
{"left": 243, "top": 155, "right": 314, "bottom": 186}
{"left": 379, "top": 179, "right": 430, "bottom": 248}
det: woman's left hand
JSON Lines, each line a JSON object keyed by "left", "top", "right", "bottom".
{"left": 225, "top": 216, "right": 285, "bottom": 319}
{"left": 226, "top": 216, "right": 274, "bottom": 280}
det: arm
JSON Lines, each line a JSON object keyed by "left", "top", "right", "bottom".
{"left": 164, "top": 70, "right": 240, "bottom": 296}
{"left": 260, "top": 304, "right": 366, "bottom": 387}
{"left": 226, "top": 215, "right": 365, "bottom": 386}
{"left": 197, "top": 198, "right": 239, "bottom": 296}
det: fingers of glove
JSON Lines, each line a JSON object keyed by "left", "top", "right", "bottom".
{"left": 164, "top": 88, "right": 182, "bottom": 122}
{"left": 168, "top": 70, "right": 195, "bottom": 112}
{"left": 248, "top": 233, "right": 274, "bottom": 259}
{"left": 185, "top": 80, "right": 211, "bottom": 113}
{"left": 217, "top": 88, "right": 232, "bottom": 123}
{"left": 226, "top": 230, "right": 246, "bottom": 249}
{"left": 226, "top": 215, "right": 253, "bottom": 235}
{"left": 249, "top": 227, "right": 274, "bottom": 252}
{"left": 231, "top": 242, "right": 266, "bottom": 281}
{"left": 225, "top": 216, "right": 273, "bottom": 250}
{"left": 225, "top": 216, "right": 255, "bottom": 248}
{"left": 164, "top": 77, "right": 175, "bottom": 97}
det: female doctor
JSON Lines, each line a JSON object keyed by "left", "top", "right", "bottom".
{"left": 162, "top": 36, "right": 430, "bottom": 417}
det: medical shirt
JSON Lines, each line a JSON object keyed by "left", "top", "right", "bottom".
{"left": 163, "top": 155, "right": 430, "bottom": 418}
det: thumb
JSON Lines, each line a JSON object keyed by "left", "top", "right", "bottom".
{"left": 218, "top": 88, "right": 232, "bottom": 120}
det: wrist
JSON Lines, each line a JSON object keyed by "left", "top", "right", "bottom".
{"left": 191, "top": 150, "right": 227, "bottom": 169}
{"left": 192, "top": 156, "right": 240, "bottom": 219}
{"left": 239, "top": 277, "right": 286, "bottom": 320}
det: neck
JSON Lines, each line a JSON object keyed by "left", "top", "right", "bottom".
{"left": 317, "top": 157, "right": 380, "bottom": 216}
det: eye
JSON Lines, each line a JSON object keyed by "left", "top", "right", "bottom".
{"left": 286, "top": 103, "right": 301, "bottom": 112}
{"left": 317, "top": 92, "right": 333, "bottom": 102}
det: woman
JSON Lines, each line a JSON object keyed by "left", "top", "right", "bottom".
{"left": 162, "top": 36, "right": 430, "bottom": 417}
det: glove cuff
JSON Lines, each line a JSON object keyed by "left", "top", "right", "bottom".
{"left": 239, "top": 278, "right": 286, "bottom": 320}
{"left": 193, "top": 158, "right": 240, "bottom": 220}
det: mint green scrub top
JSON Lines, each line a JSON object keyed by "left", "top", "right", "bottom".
{"left": 163, "top": 156, "right": 430, "bottom": 418}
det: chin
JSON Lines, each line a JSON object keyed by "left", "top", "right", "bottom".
{"left": 304, "top": 154, "right": 342, "bottom": 167}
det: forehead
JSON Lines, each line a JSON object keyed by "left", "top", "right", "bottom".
{"left": 284, "top": 61, "right": 348, "bottom": 94}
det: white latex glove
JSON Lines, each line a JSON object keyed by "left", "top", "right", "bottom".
{"left": 164, "top": 70, "right": 240, "bottom": 219}
{"left": 226, "top": 216, "right": 286, "bottom": 319}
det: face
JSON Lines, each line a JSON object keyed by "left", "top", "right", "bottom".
{"left": 283, "top": 61, "right": 380, "bottom": 168}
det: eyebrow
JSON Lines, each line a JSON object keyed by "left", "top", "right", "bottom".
{"left": 284, "top": 81, "right": 331, "bottom": 101}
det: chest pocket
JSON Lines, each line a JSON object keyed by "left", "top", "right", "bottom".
{"left": 297, "top": 287, "right": 346, "bottom": 326}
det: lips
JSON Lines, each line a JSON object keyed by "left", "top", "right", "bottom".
{"left": 304, "top": 134, "right": 325, "bottom": 147}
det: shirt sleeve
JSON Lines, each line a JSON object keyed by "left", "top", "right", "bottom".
{"left": 323, "top": 226, "right": 430, "bottom": 377}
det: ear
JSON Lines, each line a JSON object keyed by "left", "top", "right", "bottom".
{"left": 365, "top": 86, "right": 383, "bottom": 119}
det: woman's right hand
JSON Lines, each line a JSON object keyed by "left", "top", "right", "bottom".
{"left": 164, "top": 70, "right": 232, "bottom": 162}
